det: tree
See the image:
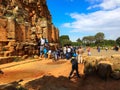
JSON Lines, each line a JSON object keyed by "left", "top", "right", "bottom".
{"left": 82, "top": 36, "right": 88, "bottom": 44}
{"left": 82, "top": 36, "right": 95, "bottom": 46}
{"left": 104, "top": 39, "right": 116, "bottom": 46}
{"left": 60, "top": 35, "right": 70, "bottom": 40}
{"left": 116, "top": 37, "right": 120, "bottom": 46}
{"left": 95, "top": 32, "right": 105, "bottom": 45}
{"left": 71, "top": 42, "right": 81, "bottom": 46}
{"left": 76, "top": 38, "right": 82, "bottom": 43}
{"left": 59, "top": 35, "right": 71, "bottom": 46}
{"left": 88, "top": 36, "right": 95, "bottom": 43}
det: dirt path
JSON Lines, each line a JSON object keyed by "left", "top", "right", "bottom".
{"left": 0, "top": 59, "right": 71, "bottom": 84}
{"left": 0, "top": 49, "right": 120, "bottom": 90}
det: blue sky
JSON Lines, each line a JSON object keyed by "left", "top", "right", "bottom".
{"left": 47, "top": 0, "right": 120, "bottom": 41}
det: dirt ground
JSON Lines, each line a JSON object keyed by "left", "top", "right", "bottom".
{"left": 0, "top": 49, "right": 120, "bottom": 90}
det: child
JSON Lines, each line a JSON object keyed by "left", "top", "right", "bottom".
{"left": 87, "top": 47, "right": 91, "bottom": 56}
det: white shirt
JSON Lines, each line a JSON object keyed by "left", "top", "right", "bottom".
{"left": 41, "top": 38, "right": 45, "bottom": 45}
{"left": 67, "top": 47, "right": 71, "bottom": 52}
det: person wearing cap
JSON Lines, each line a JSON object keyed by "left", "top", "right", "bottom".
{"left": 68, "top": 56, "right": 80, "bottom": 79}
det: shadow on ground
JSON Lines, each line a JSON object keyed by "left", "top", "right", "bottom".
{"left": 25, "top": 75, "right": 120, "bottom": 90}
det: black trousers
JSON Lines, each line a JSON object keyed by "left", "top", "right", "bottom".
{"left": 69, "top": 66, "right": 80, "bottom": 77}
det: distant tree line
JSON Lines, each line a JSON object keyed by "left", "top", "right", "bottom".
{"left": 59, "top": 32, "right": 120, "bottom": 47}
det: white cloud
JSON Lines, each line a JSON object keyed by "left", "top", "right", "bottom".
{"left": 62, "top": 7, "right": 120, "bottom": 40}
{"left": 100, "top": 0, "right": 120, "bottom": 10}
{"left": 87, "top": 5, "right": 98, "bottom": 10}
{"left": 88, "top": 0, "right": 120, "bottom": 10}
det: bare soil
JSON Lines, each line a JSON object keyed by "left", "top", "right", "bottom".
{"left": 0, "top": 49, "right": 120, "bottom": 90}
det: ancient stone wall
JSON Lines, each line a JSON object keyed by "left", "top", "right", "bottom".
{"left": 51, "top": 24, "right": 59, "bottom": 43}
{"left": 0, "top": 0, "right": 59, "bottom": 56}
{"left": 6, "top": 17, "right": 15, "bottom": 39}
{"left": 0, "top": 18, "right": 7, "bottom": 41}
{"left": 0, "top": 0, "right": 59, "bottom": 43}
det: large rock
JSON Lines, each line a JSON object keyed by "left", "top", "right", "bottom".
{"left": 83, "top": 56, "right": 106, "bottom": 76}
{"left": 0, "top": 57, "right": 14, "bottom": 64}
{"left": 111, "top": 54, "right": 120, "bottom": 59}
{"left": 111, "top": 71, "right": 120, "bottom": 80}
{"left": 0, "top": 84, "right": 17, "bottom": 90}
{"left": 97, "top": 63, "right": 112, "bottom": 80}
{"left": 0, "top": 80, "right": 24, "bottom": 90}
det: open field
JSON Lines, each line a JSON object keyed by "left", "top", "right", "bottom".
{"left": 84, "top": 49, "right": 120, "bottom": 57}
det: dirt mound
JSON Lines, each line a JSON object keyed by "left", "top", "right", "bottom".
{"left": 25, "top": 75, "right": 74, "bottom": 90}
{"left": 24, "top": 75, "right": 120, "bottom": 90}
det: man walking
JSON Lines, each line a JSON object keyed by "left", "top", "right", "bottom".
{"left": 68, "top": 57, "right": 80, "bottom": 79}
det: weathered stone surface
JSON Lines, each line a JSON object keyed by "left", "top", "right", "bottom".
{"left": 111, "top": 71, "right": 120, "bottom": 80}
{"left": 0, "top": 0, "right": 59, "bottom": 57}
{"left": 0, "top": 57, "right": 14, "bottom": 64}
{"left": 0, "top": 84, "right": 17, "bottom": 90}
{"left": 0, "top": 0, "right": 51, "bottom": 41}
{"left": 0, "top": 80, "right": 24, "bottom": 90}
{"left": 21, "top": 55, "right": 28, "bottom": 60}
{"left": 97, "top": 63, "right": 112, "bottom": 80}
{"left": 0, "top": 18, "right": 7, "bottom": 41}
{"left": 0, "top": 0, "right": 59, "bottom": 42}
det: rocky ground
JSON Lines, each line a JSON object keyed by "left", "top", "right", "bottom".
{"left": 0, "top": 49, "right": 120, "bottom": 90}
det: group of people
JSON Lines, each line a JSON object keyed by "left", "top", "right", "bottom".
{"left": 37, "top": 37, "right": 87, "bottom": 64}
{"left": 38, "top": 38, "right": 85, "bottom": 62}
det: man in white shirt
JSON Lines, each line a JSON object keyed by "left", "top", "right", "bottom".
{"left": 40, "top": 37, "right": 45, "bottom": 45}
